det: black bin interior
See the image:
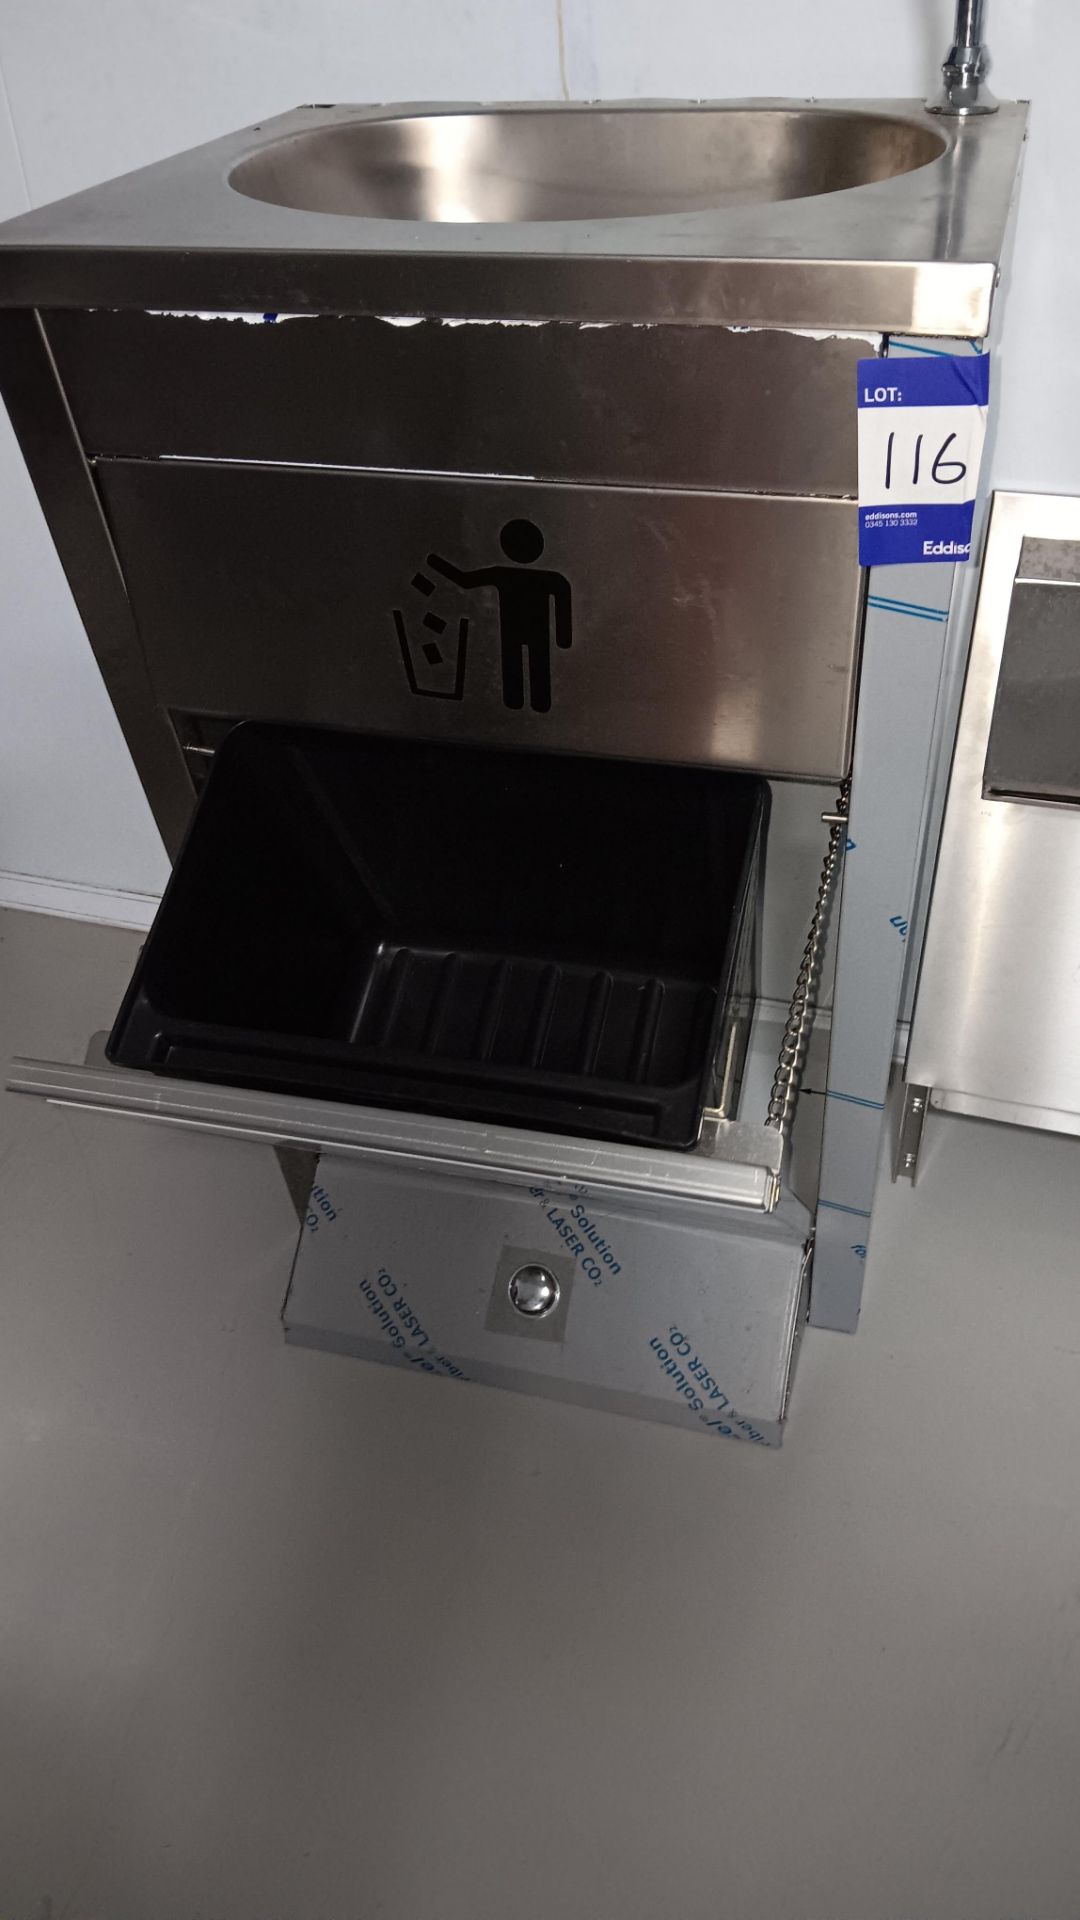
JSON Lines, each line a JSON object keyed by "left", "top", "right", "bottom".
{"left": 108, "top": 723, "right": 769, "bottom": 1148}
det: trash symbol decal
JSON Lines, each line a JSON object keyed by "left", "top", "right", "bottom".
{"left": 393, "top": 519, "right": 572, "bottom": 711}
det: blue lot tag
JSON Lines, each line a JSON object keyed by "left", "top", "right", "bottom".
{"left": 857, "top": 353, "right": 989, "bottom": 566}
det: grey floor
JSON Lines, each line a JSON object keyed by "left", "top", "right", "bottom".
{"left": 3, "top": 906, "right": 1080, "bottom": 1920}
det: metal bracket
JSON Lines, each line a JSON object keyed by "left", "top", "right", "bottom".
{"left": 893, "top": 1082, "right": 930, "bottom": 1182}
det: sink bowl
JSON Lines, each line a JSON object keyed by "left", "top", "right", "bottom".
{"left": 228, "top": 106, "right": 946, "bottom": 224}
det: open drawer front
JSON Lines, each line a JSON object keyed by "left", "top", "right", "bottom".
{"left": 8, "top": 721, "right": 810, "bottom": 1444}
{"left": 8, "top": 1044, "right": 807, "bottom": 1447}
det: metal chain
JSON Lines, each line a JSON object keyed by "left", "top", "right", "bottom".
{"left": 765, "top": 780, "right": 850, "bottom": 1141}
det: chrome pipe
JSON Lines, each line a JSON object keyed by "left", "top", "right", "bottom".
{"left": 954, "top": 0, "right": 984, "bottom": 45}
{"left": 927, "top": 0, "right": 999, "bottom": 116}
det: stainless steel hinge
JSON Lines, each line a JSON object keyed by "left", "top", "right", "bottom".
{"left": 893, "top": 1082, "right": 930, "bottom": 1182}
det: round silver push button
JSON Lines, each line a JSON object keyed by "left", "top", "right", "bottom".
{"left": 508, "top": 1263, "right": 560, "bottom": 1318}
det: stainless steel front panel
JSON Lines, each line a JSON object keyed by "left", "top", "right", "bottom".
{"left": 283, "top": 1155, "right": 810, "bottom": 1445}
{"left": 907, "top": 492, "right": 1080, "bottom": 1123}
{"left": 46, "top": 309, "right": 866, "bottom": 496}
{"left": 98, "top": 459, "right": 861, "bottom": 779}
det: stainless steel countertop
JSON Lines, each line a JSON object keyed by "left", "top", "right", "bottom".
{"left": 0, "top": 98, "right": 1027, "bottom": 332}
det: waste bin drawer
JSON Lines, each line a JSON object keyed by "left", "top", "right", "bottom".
{"left": 106, "top": 721, "right": 769, "bottom": 1150}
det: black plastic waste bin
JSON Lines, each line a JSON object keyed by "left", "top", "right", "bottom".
{"left": 108, "top": 723, "right": 769, "bottom": 1148}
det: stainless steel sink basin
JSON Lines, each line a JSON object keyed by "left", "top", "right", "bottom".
{"left": 228, "top": 107, "right": 947, "bottom": 224}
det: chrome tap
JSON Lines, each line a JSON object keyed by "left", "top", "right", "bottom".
{"left": 928, "top": 0, "right": 998, "bottom": 115}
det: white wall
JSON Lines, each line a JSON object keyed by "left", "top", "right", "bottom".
{"left": 0, "top": 0, "right": 1076, "bottom": 902}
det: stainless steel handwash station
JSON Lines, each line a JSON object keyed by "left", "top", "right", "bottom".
{"left": 0, "top": 93, "right": 1026, "bottom": 1442}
